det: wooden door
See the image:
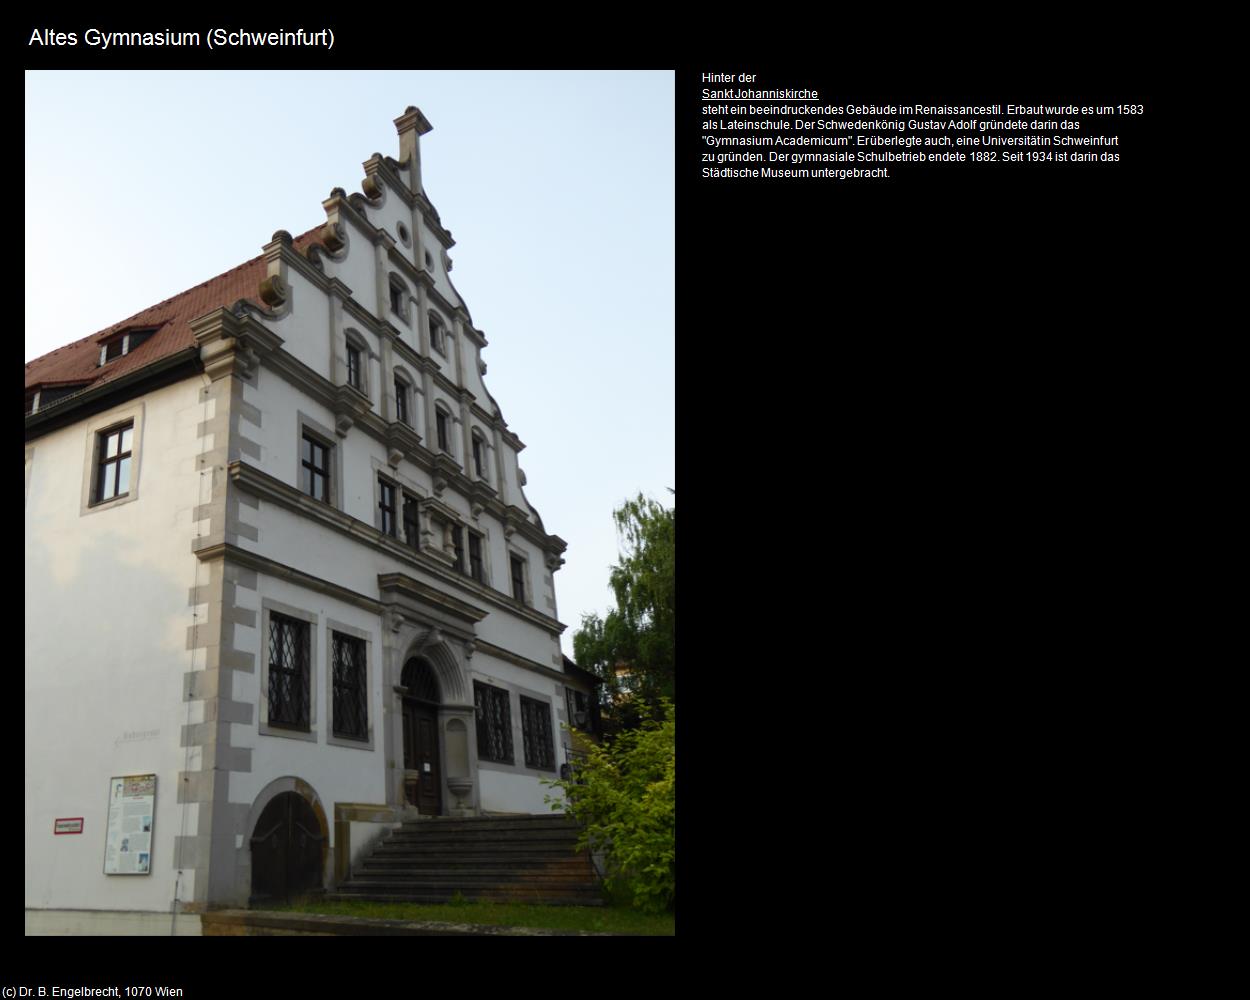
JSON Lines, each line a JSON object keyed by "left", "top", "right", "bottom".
{"left": 403, "top": 699, "right": 442, "bottom": 815}
{"left": 249, "top": 792, "right": 324, "bottom": 901}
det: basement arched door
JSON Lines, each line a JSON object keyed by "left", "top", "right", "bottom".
{"left": 249, "top": 791, "right": 324, "bottom": 902}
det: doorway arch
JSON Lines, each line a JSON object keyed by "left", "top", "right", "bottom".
{"left": 248, "top": 783, "right": 327, "bottom": 902}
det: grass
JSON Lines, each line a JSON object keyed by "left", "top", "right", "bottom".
{"left": 269, "top": 895, "right": 674, "bottom": 936}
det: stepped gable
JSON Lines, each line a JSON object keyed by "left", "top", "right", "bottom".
{"left": 25, "top": 228, "right": 325, "bottom": 394}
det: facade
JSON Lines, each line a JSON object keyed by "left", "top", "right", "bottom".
{"left": 25, "top": 107, "right": 596, "bottom": 928}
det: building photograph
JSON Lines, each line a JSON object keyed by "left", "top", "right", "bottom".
{"left": 24, "top": 71, "right": 673, "bottom": 934}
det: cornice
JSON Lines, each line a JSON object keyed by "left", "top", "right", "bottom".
{"left": 377, "top": 573, "right": 489, "bottom": 627}
{"left": 226, "top": 460, "right": 566, "bottom": 635}
{"left": 473, "top": 640, "right": 573, "bottom": 686}
{"left": 194, "top": 540, "right": 384, "bottom": 615}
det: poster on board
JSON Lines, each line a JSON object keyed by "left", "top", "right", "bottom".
{"left": 103, "top": 774, "right": 155, "bottom": 875}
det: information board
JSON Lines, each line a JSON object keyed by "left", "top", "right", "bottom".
{"left": 103, "top": 774, "right": 155, "bottom": 875}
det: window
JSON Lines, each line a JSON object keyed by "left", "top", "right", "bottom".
{"left": 402, "top": 493, "right": 420, "bottom": 549}
{"left": 94, "top": 422, "right": 133, "bottom": 503}
{"left": 472, "top": 434, "right": 486, "bottom": 478}
{"left": 450, "top": 525, "right": 465, "bottom": 572}
{"left": 475, "top": 682, "right": 513, "bottom": 764}
{"left": 301, "top": 433, "right": 331, "bottom": 502}
{"left": 436, "top": 408, "right": 450, "bottom": 452}
{"left": 520, "top": 696, "right": 555, "bottom": 771}
{"left": 98, "top": 328, "right": 156, "bottom": 366}
{"left": 268, "top": 613, "right": 310, "bottom": 731}
{"left": 389, "top": 283, "right": 404, "bottom": 317}
{"left": 331, "top": 632, "right": 368, "bottom": 741}
{"left": 346, "top": 342, "right": 362, "bottom": 390}
{"left": 379, "top": 477, "right": 397, "bottom": 536}
{"left": 566, "top": 687, "right": 591, "bottom": 730}
{"left": 468, "top": 531, "right": 485, "bottom": 584}
{"left": 510, "top": 555, "right": 526, "bottom": 603}
{"left": 394, "top": 377, "right": 409, "bottom": 425}
{"left": 429, "top": 316, "right": 444, "bottom": 354}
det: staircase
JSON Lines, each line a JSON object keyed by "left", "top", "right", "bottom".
{"left": 330, "top": 814, "right": 604, "bottom": 906}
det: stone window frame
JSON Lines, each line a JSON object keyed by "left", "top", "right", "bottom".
{"left": 325, "top": 618, "right": 375, "bottom": 751}
{"left": 473, "top": 678, "right": 564, "bottom": 779}
{"left": 343, "top": 328, "right": 371, "bottom": 400}
{"left": 519, "top": 693, "right": 557, "bottom": 772}
{"left": 473, "top": 680, "right": 514, "bottom": 765}
{"left": 467, "top": 526, "right": 489, "bottom": 586}
{"left": 79, "top": 400, "right": 145, "bottom": 517}
{"left": 388, "top": 273, "right": 410, "bottom": 325}
{"left": 393, "top": 369, "right": 412, "bottom": 427}
{"left": 471, "top": 428, "right": 489, "bottom": 481}
{"left": 296, "top": 413, "right": 344, "bottom": 511}
{"left": 434, "top": 404, "right": 453, "bottom": 455}
{"left": 259, "top": 598, "right": 320, "bottom": 744}
{"left": 401, "top": 489, "right": 422, "bottom": 551}
{"left": 507, "top": 548, "right": 530, "bottom": 606}
{"left": 375, "top": 472, "right": 400, "bottom": 538}
{"left": 428, "top": 311, "right": 446, "bottom": 356}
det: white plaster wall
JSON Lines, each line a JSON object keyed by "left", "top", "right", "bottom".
{"left": 427, "top": 246, "right": 459, "bottom": 306}
{"left": 462, "top": 346, "right": 490, "bottom": 405}
{"left": 266, "top": 269, "right": 332, "bottom": 380}
{"left": 478, "top": 769, "right": 562, "bottom": 815}
{"left": 25, "top": 909, "right": 202, "bottom": 936}
{"left": 25, "top": 377, "right": 208, "bottom": 912}
{"left": 320, "top": 217, "right": 380, "bottom": 317}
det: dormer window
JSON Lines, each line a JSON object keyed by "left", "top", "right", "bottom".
{"left": 98, "top": 328, "right": 156, "bottom": 366}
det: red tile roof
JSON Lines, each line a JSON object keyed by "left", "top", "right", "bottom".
{"left": 25, "top": 228, "right": 324, "bottom": 394}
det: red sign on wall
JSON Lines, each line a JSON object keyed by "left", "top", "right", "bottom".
{"left": 54, "top": 818, "right": 84, "bottom": 835}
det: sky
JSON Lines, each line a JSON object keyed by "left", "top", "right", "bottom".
{"left": 24, "top": 70, "right": 675, "bottom": 657}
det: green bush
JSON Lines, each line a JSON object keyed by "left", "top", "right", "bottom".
{"left": 547, "top": 701, "right": 674, "bottom": 913}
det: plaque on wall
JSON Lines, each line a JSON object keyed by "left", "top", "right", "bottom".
{"left": 103, "top": 774, "right": 155, "bottom": 875}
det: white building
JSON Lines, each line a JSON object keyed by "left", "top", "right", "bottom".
{"left": 25, "top": 106, "right": 592, "bottom": 932}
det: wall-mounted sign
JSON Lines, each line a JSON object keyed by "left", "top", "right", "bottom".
{"left": 103, "top": 774, "right": 155, "bottom": 875}
{"left": 54, "top": 818, "right": 84, "bottom": 835}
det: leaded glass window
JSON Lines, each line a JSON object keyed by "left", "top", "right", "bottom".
{"left": 268, "top": 613, "right": 310, "bottom": 730}
{"left": 474, "top": 682, "right": 513, "bottom": 764}
{"left": 332, "top": 632, "right": 367, "bottom": 740}
{"left": 520, "top": 696, "right": 555, "bottom": 771}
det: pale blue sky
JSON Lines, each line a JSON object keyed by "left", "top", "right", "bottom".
{"left": 24, "top": 70, "right": 675, "bottom": 656}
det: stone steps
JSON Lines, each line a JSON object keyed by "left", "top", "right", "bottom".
{"left": 337, "top": 813, "right": 603, "bottom": 907}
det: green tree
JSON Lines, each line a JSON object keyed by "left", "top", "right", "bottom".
{"left": 573, "top": 492, "right": 674, "bottom": 717}
{"left": 548, "top": 700, "right": 675, "bottom": 913}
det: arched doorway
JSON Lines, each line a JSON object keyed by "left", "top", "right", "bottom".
{"left": 402, "top": 657, "right": 443, "bottom": 815}
{"left": 249, "top": 791, "right": 325, "bottom": 902}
